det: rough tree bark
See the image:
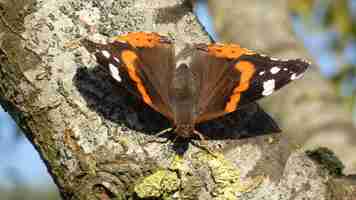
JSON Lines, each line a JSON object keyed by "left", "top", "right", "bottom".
{"left": 0, "top": 0, "right": 355, "bottom": 199}
{"left": 207, "top": 0, "right": 356, "bottom": 176}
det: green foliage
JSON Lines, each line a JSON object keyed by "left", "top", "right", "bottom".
{"left": 290, "top": 0, "right": 355, "bottom": 39}
{"left": 290, "top": 0, "right": 356, "bottom": 113}
{"left": 289, "top": 0, "right": 315, "bottom": 19}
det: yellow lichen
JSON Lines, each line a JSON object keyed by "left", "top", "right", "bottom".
{"left": 169, "top": 155, "right": 185, "bottom": 171}
{"left": 134, "top": 170, "right": 180, "bottom": 199}
{"left": 196, "top": 153, "right": 263, "bottom": 200}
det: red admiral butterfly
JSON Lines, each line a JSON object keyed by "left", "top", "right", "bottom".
{"left": 83, "top": 32, "right": 310, "bottom": 139}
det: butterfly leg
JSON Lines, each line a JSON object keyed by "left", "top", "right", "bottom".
{"left": 143, "top": 127, "right": 173, "bottom": 145}
{"left": 191, "top": 140, "right": 217, "bottom": 157}
{"left": 156, "top": 127, "right": 174, "bottom": 137}
{"left": 194, "top": 129, "right": 206, "bottom": 141}
{"left": 191, "top": 130, "right": 218, "bottom": 156}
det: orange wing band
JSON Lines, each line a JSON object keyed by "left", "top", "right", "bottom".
{"left": 112, "top": 32, "right": 162, "bottom": 48}
{"left": 121, "top": 50, "right": 153, "bottom": 105}
{"left": 207, "top": 44, "right": 255, "bottom": 59}
{"left": 225, "top": 61, "right": 256, "bottom": 113}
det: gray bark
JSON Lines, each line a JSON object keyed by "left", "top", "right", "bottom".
{"left": 207, "top": 0, "right": 356, "bottom": 175}
{"left": 0, "top": 0, "right": 355, "bottom": 199}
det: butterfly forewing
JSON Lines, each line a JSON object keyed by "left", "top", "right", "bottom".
{"left": 192, "top": 44, "right": 310, "bottom": 123}
{"left": 82, "top": 35, "right": 175, "bottom": 120}
{"left": 235, "top": 54, "right": 309, "bottom": 106}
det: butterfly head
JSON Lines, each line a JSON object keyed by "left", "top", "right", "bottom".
{"left": 174, "top": 124, "right": 196, "bottom": 138}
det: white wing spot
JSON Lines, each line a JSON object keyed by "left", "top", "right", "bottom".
{"left": 259, "top": 71, "right": 265, "bottom": 75}
{"left": 291, "top": 73, "right": 303, "bottom": 80}
{"left": 113, "top": 56, "right": 120, "bottom": 63}
{"left": 109, "top": 63, "right": 122, "bottom": 82}
{"left": 270, "top": 67, "right": 281, "bottom": 74}
{"left": 283, "top": 68, "right": 288, "bottom": 71}
{"left": 102, "top": 50, "right": 110, "bottom": 59}
{"left": 270, "top": 57, "right": 280, "bottom": 61}
{"left": 262, "top": 79, "right": 275, "bottom": 96}
{"left": 302, "top": 59, "right": 312, "bottom": 65}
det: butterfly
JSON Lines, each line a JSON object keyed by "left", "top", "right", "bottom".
{"left": 82, "top": 32, "right": 310, "bottom": 139}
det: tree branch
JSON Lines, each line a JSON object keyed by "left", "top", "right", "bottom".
{"left": 0, "top": 0, "right": 355, "bottom": 199}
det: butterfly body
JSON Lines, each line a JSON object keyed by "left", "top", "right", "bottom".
{"left": 83, "top": 32, "right": 310, "bottom": 138}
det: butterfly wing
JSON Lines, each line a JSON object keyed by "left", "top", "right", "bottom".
{"left": 191, "top": 43, "right": 310, "bottom": 123}
{"left": 231, "top": 54, "right": 310, "bottom": 106}
{"left": 82, "top": 32, "right": 175, "bottom": 120}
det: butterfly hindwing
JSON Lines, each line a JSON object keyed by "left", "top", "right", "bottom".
{"left": 186, "top": 46, "right": 242, "bottom": 123}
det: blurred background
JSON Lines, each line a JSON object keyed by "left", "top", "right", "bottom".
{"left": 0, "top": 0, "right": 355, "bottom": 199}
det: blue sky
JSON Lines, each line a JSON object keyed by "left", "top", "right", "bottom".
{"left": 0, "top": 106, "right": 55, "bottom": 189}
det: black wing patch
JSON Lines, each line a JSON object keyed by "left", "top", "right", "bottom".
{"left": 236, "top": 54, "right": 310, "bottom": 106}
